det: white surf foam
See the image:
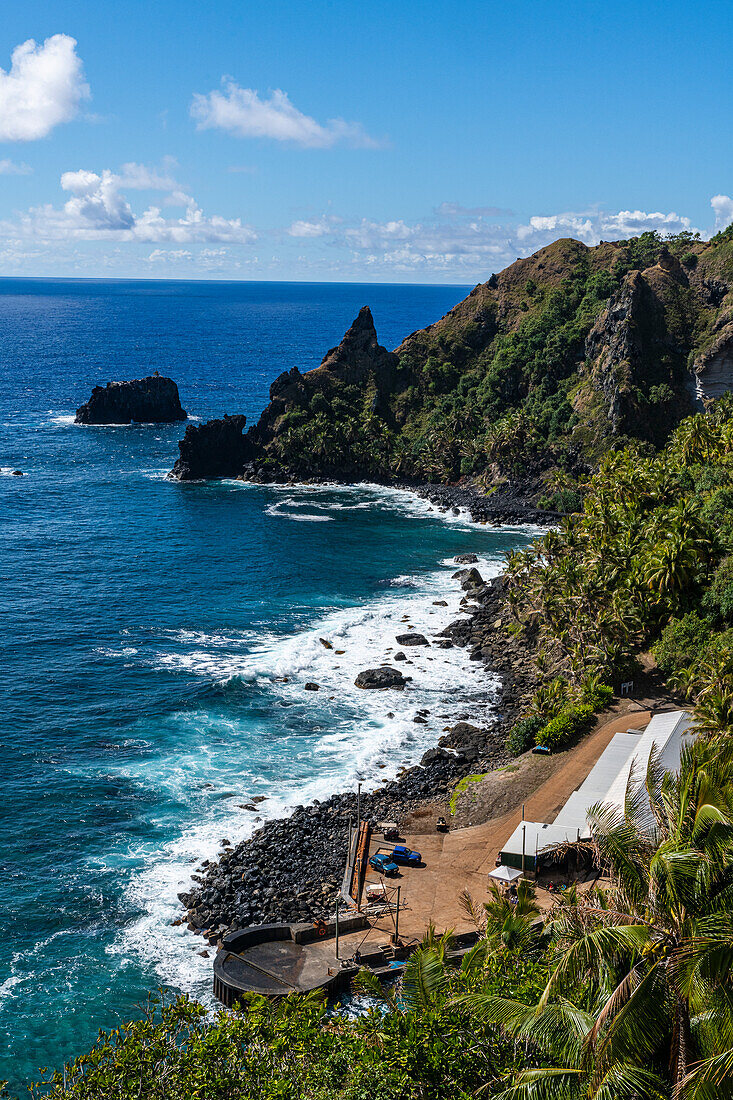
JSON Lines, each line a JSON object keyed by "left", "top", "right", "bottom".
{"left": 104, "top": 481, "right": 542, "bottom": 1001}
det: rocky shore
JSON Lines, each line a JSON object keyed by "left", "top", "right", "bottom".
{"left": 402, "top": 480, "right": 561, "bottom": 525}
{"left": 178, "top": 558, "right": 540, "bottom": 943}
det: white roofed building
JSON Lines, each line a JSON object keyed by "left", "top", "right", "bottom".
{"left": 498, "top": 710, "right": 693, "bottom": 873}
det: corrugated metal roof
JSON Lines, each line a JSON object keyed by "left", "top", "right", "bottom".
{"left": 553, "top": 732, "right": 640, "bottom": 832}
{"left": 604, "top": 711, "right": 693, "bottom": 813}
{"left": 497, "top": 711, "right": 694, "bottom": 868}
{"left": 501, "top": 821, "right": 585, "bottom": 860}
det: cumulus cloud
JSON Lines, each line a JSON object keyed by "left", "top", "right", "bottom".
{"left": 0, "top": 34, "right": 89, "bottom": 141}
{"left": 145, "top": 246, "right": 236, "bottom": 270}
{"left": 712, "top": 194, "right": 733, "bottom": 231}
{"left": 287, "top": 215, "right": 341, "bottom": 238}
{"left": 0, "top": 158, "right": 31, "bottom": 175}
{"left": 0, "top": 164, "right": 257, "bottom": 245}
{"left": 191, "top": 82, "right": 380, "bottom": 148}
{"left": 518, "top": 208, "right": 693, "bottom": 242}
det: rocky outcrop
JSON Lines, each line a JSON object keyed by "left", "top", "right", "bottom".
{"left": 75, "top": 374, "right": 186, "bottom": 424}
{"left": 171, "top": 415, "right": 252, "bottom": 481}
{"left": 580, "top": 253, "right": 699, "bottom": 444}
{"left": 354, "top": 666, "right": 407, "bottom": 689}
{"left": 167, "top": 308, "right": 401, "bottom": 481}
{"left": 247, "top": 306, "right": 400, "bottom": 456}
{"left": 395, "top": 633, "right": 429, "bottom": 646}
{"left": 694, "top": 315, "right": 733, "bottom": 404}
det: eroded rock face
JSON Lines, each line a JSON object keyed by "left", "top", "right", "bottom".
{"left": 75, "top": 375, "right": 186, "bottom": 424}
{"left": 248, "top": 306, "right": 400, "bottom": 454}
{"left": 694, "top": 319, "right": 733, "bottom": 403}
{"left": 581, "top": 255, "right": 697, "bottom": 443}
{"left": 171, "top": 414, "right": 252, "bottom": 480}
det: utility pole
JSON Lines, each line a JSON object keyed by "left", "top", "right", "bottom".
{"left": 521, "top": 824, "right": 526, "bottom": 875}
{"left": 392, "top": 885, "right": 401, "bottom": 945}
{"left": 335, "top": 899, "right": 340, "bottom": 960}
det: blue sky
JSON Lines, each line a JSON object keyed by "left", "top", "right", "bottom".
{"left": 0, "top": 0, "right": 731, "bottom": 281}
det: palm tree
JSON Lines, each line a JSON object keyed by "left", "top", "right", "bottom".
{"left": 457, "top": 740, "right": 733, "bottom": 1099}
{"left": 460, "top": 881, "right": 541, "bottom": 955}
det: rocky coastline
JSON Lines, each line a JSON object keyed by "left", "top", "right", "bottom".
{"left": 178, "top": 551, "right": 540, "bottom": 943}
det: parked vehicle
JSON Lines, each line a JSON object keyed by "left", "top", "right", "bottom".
{"left": 390, "top": 844, "right": 422, "bottom": 866}
{"left": 369, "top": 852, "right": 400, "bottom": 876}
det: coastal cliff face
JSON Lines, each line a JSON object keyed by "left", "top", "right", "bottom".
{"left": 76, "top": 375, "right": 186, "bottom": 424}
{"left": 168, "top": 228, "right": 733, "bottom": 484}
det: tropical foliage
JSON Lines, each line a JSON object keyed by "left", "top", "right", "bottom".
{"left": 504, "top": 395, "right": 733, "bottom": 739}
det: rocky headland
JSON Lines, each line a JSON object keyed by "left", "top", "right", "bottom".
{"left": 75, "top": 374, "right": 187, "bottom": 425}
{"left": 168, "top": 232, "right": 733, "bottom": 490}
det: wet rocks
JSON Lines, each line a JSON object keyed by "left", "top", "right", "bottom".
{"left": 454, "top": 553, "right": 478, "bottom": 564}
{"left": 454, "top": 567, "right": 485, "bottom": 590}
{"left": 75, "top": 374, "right": 186, "bottom": 424}
{"left": 304, "top": 682, "right": 320, "bottom": 691}
{"left": 355, "top": 666, "right": 407, "bottom": 689}
{"left": 180, "top": 556, "right": 539, "bottom": 941}
{"left": 171, "top": 414, "right": 252, "bottom": 480}
{"left": 395, "top": 632, "right": 429, "bottom": 646}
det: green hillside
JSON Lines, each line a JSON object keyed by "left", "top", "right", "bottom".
{"left": 233, "top": 226, "right": 733, "bottom": 490}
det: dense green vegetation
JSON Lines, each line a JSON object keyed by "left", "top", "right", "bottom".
{"left": 256, "top": 228, "right": 733, "bottom": 486}
{"left": 28, "top": 737, "right": 733, "bottom": 1099}
{"left": 505, "top": 394, "right": 733, "bottom": 742}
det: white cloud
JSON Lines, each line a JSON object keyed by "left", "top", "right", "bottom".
{"left": 516, "top": 208, "right": 693, "bottom": 242}
{"left": 191, "top": 82, "right": 380, "bottom": 148}
{"left": 0, "top": 164, "right": 257, "bottom": 245}
{"left": 435, "top": 201, "right": 514, "bottom": 218}
{"left": 294, "top": 203, "right": 708, "bottom": 276}
{"left": 0, "top": 158, "right": 31, "bottom": 175}
{"left": 287, "top": 215, "right": 341, "bottom": 238}
{"left": 0, "top": 34, "right": 89, "bottom": 141}
{"left": 712, "top": 194, "right": 733, "bottom": 231}
{"left": 145, "top": 248, "right": 193, "bottom": 263}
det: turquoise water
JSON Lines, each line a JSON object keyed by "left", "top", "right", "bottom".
{"left": 0, "top": 279, "right": 537, "bottom": 1092}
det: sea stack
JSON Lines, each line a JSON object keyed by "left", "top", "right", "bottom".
{"left": 171, "top": 414, "right": 252, "bottom": 480}
{"left": 75, "top": 374, "right": 187, "bottom": 424}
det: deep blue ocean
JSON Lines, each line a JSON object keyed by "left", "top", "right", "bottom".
{"left": 0, "top": 278, "right": 538, "bottom": 1092}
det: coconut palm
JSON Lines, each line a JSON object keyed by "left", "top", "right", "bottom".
{"left": 456, "top": 740, "right": 733, "bottom": 1099}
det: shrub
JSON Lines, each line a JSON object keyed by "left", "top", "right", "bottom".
{"left": 578, "top": 676, "right": 613, "bottom": 711}
{"left": 535, "top": 703, "right": 594, "bottom": 752}
{"left": 530, "top": 677, "right": 569, "bottom": 721}
{"left": 653, "top": 612, "right": 714, "bottom": 673}
{"left": 506, "top": 715, "right": 544, "bottom": 756}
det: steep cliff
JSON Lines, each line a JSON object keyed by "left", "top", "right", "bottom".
{"left": 169, "top": 227, "right": 733, "bottom": 485}
{"left": 76, "top": 374, "right": 186, "bottom": 424}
